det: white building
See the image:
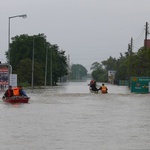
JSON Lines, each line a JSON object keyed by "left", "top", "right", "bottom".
{"left": 108, "top": 70, "right": 116, "bottom": 84}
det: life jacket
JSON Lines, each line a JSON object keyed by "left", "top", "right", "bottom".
{"left": 13, "top": 87, "right": 20, "bottom": 96}
{"left": 101, "top": 86, "right": 107, "bottom": 94}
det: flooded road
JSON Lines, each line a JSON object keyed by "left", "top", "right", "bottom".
{"left": 0, "top": 81, "right": 150, "bottom": 150}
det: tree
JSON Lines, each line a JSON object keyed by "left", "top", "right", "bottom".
{"left": 50, "top": 45, "right": 68, "bottom": 84}
{"left": 101, "top": 56, "right": 118, "bottom": 71}
{"left": 6, "top": 34, "right": 68, "bottom": 86}
{"left": 90, "top": 62, "right": 107, "bottom": 82}
{"left": 70, "top": 64, "right": 87, "bottom": 80}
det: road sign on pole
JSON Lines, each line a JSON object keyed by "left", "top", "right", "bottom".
{"left": 10, "top": 74, "right": 17, "bottom": 87}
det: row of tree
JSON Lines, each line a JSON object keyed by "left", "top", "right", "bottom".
{"left": 90, "top": 46, "right": 150, "bottom": 83}
{"left": 6, "top": 34, "right": 68, "bottom": 86}
{"left": 7, "top": 33, "right": 150, "bottom": 85}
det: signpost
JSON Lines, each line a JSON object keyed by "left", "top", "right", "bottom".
{"left": 10, "top": 74, "right": 17, "bottom": 87}
{"left": 0, "top": 64, "right": 9, "bottom": 88}
{"left": 130, "top": 77, "right": 150, "bottom": 93}
{"left": 0, "top": 63, "right": 16, "bottom": 88}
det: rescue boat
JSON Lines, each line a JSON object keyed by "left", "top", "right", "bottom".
{"left": 2, "top": 96, "right": 30, "bottom": 103}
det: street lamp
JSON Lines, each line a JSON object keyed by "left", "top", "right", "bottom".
{"left": 8, "top": 14, "right": 27, "bottom": 64}
{"left": 8, "top": 14, "right": 27, "bottom": 86}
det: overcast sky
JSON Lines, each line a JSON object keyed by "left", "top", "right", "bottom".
{"left": 1, "top": 0, "right": 150, "bottom": 72}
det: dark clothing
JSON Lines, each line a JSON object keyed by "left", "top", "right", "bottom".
{"left": 90, "top": 81, "right": 99, "bottom": 93}
{"left": 90, "top": 84, "right": 99, "bottom": 91}
{"left": 18, "top": 86, "right": 28, "bottom": 96}
{"left": 4, "top": 89, "right": 14, "bottom": 97}
{"left": 19, "top": 89, "right": 27, "bottom": 96}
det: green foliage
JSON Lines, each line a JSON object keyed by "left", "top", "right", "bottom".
{"left": 70, "top": 64, "right": 87, "bottom": 80}
{"left": 90, "top": 46, "right": 150, "bottom": 84}
{"left": 101, "top": 56, "right": 118, "bottom": 71}
{"left": 115, "top": 47, "right": 150, "bottom": 80}
{"left": 7, "top": 34, "right": 150, "bottom": 86}
{"left": 15, "top": 58, "right": 32, "bottom": 85}
{"left": 50, "top": 45, "right": 68, "bottom": 84}
{"left": 90, "top": 62, "right": 107, "bottom": 82}
{"left": 6, "top": 34, "right": 68, "bottom": 86}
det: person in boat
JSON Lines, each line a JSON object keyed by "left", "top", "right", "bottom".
{"left": 89, "top": 80, "right": 99, "bottom": 93}
{"left": 89, "top": 79, "right": 94, "bottom": 85}
{"left": 2, "top": 85, "right": 14, "bottom": 98}
{"left": 18, "top": 86, "right": 28, "bottom": 97}
{"left": 99, "top": 83, "right": 108, "bottom": 94}
{"left": 12, "top": 86, "right": 28, "bottom": 97}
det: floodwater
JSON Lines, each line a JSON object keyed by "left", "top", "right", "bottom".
{"left": 0, "top": 81, "right": 150, "bottom": 150}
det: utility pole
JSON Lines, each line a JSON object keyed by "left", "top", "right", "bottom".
{"left": 130, "top": 37, "right": 133, "bottom": 53}
{"left": 128, "top": 37, "right": 133, "bottom": 55}
{"left": 44, "top": 45, "right": 48, "bottom": 88}
{"left": 50, "top": 47, "right": 52, "bottom": 87}
{"left": 128, "top": 37, "right": 133, "bottom": 80}
{"left": 145, "top": 22, "right": 149, "bottom": 49}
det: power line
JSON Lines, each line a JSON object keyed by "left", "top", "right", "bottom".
{"left": 134, "top": 27, "right": 145, "bottom": 43}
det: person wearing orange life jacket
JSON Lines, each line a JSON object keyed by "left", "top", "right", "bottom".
{"left": 3, "top": 85, "right": 14, "bottom": 98}
{"left": 13, "top": 87, "right": 20, "bottom": 96}
{"left": 13, "top": 86, "right": 28, "bottom": 97}
{"left": 99, "top": 83, "right": 108, "bottom": 94}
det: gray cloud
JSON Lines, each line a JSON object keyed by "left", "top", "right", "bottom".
{"left": 0, "top": 0, "right": 149, "bottom": 72}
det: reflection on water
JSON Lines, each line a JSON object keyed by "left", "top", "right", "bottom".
{"left": 0, "top": 81, "right": 150, "bottom": 150}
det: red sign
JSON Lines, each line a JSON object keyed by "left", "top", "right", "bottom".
{"left": 0, "top": 67, "right": 8, "bottom": 85}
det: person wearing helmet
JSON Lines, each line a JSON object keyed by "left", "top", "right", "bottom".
{"left": 89, "top": 80, "right": 99, "bottom": 93}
